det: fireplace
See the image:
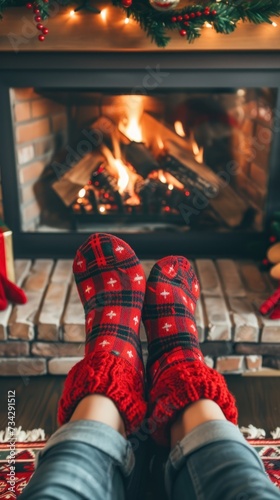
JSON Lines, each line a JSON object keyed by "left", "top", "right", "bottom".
{"left": 1, "top": 52, "right": 280, "bottom": 259}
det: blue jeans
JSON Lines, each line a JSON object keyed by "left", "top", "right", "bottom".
{"left": 19, "top": 419, "right": 280, "bottom": 500}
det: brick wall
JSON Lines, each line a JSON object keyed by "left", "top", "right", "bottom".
{"left": 229, "top": 94, "right": 273, "bottom": 224}
{"left": 10, "top": 88, "right": 68, "bottom": 231}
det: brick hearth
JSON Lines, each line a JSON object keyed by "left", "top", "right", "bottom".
{"left": 0, "top": 259, "right": 279, "bottom": 376}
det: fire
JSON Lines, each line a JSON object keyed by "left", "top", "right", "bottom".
{"left": 174, "top": 121, "right": 186, "bottom": 137}
{"left": 114, "top": 158, "right": 130, "bottom": 194}
{"left": 158, "top": 170, "right": 167, "bottom": 184}
{"left": 192, "top": 137, "right": 204, "bottom": 164}
{"left": 119, "top": 96, "right": 143, "bottom": 143}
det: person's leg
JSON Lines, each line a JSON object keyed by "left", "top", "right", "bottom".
{"left": 142, "top": 256, "right": 280, "bottom": 499}
{"left": 167, "top": 402, "right": 280, "bottom": 499}
{"left": 20, "top": 234, "right": 147, "bottom": 499}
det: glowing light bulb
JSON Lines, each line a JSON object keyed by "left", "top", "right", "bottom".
{"left": 168, "top": 184, "right": 174, "bottom": 191}
{"left": 205, "top": 22, "right": 213, "bottom": 28}
{"left": 124, "top": 18, "right": 130, "bottom": 24}
{"left": 272, "top": 22, "right": 278, "bottom": 27}
{"left": 99, "top": 206, "right": 106, "bottom": 213}
{"left": 78, "top": 188, "right": 86, "bottom": 198}
{"left": 69, "top": 9, "right": 75, "bottom": 17}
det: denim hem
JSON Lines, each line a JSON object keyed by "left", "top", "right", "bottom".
{"left": 37, "top": 420, "right": 135, "bottom": 476}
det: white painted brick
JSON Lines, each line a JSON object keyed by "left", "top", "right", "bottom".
{"left": 204, "top": 296, "right": 232, "bottom": 341}
{"left": 245, "top": 355, "right": 262, "bottom": 372}
{"left": 17, "top": 145, "right": 34, "bottom": 165}
{"left": 32, "top": 342, "right": 84, "bottom": 357}
{"left": 0, "top": 358, "right": 46, "bottom": 376}
{"left": 51, "top": 260, "right": 73, "bottom": 285}
{"left": 229, "top": 297, "right": 260, "bottom": 342}
{"left": 63, "top": 282, "right": 85, "bottom": 342}
{"left": 37, "top": 282, "right": 69, "bottom": 341}
{"left": 48, "top": 357, "right": 82, "bottom": 375}
{"left": 216, "top": 259, "right": 246, "bottom": 297}
{"left": 216, "top": 356, "right": 245, "bottom": 374}
{"left": 196, "top": 260, "right": 223, "bottom": 296}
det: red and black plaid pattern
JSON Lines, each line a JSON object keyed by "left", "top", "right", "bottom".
{"left": 73, "top": 233, "right": 146, "bottom": 374}
{"left": 143, "top": 256, "right": 202, "bottom": 382}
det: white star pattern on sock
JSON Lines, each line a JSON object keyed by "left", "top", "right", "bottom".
{"left": 160, "top": 290, "right": 170, "bottom": 299}
{"left": 168, "top": 265, "right": 175, "bottom": 275}
{"left": 134, "top": 274, "right": 144, "bottom": 284}
{"left": 87, "top": 317, "right": 93, "bottom": 325}
{"left": 115, "top": 245, "right": 124, "bottom": 253}
{"left": 190, "top": 303, "right": 194, "bottom": 311}
{"left": 106, "top": 310, "right": 117, "bottom": 320}
{"left": 107, "top": 278, "right": 117, "bottom": 287}
{"left": 162, "top": 323, "right": 172, "bottom": 332}
{"left": 127, "top": 350, "right": 134, "bottom": 358}
{"left": 133, "top": 316, "right": 139, "bottom": 325}
{"left": 194, "top": 283, "right": 199, "bottom": 291}
{"left": 77, "top": 260, "right": 83, "bottom": 267}
{"left": 85, "top": 286, "right": 92, "bottom": 294}
{"left": 99, "top": 340, "right": 110, "bottom": 347}
{"left": 190, "top": 324, "right": 196, "bottom": 331}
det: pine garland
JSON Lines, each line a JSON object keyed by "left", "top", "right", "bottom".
{"left": 1, "top": 0, "right": 280, "bottom": 47}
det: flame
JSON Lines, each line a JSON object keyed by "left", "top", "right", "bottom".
{"left": 158, "top": 170, "right": 167, "bottom": 184}
{"left": 119, "top": 96, "right": 143, "bottom": 143}
{"left": 156, "top": 136, "right": 164, "bottom": 150}
{"left": 174, "top": 121, "right": 186, "bottom": 137}
{"left": 114, "top": 158, "right": 130, "bottom": 194}
{"left": 192, "top": 138, "right": 204, "bottom": 164}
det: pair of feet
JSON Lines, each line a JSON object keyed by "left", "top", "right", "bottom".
{"left": 58, "top": 233, "right": 237, "bottom": 446}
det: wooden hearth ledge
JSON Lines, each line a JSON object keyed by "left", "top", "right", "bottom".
{"left": 0, "top": 258, "right": 280, "bottom": 376}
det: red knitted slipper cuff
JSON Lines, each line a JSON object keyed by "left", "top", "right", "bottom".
{"left": 58, "top": 350, "right": 147, "bottom": 435}
{"left": 148, "top": 360, "right": 238, "bottom": 447}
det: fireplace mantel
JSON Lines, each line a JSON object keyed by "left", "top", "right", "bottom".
{"left": 0, "top": 3, "right": 279, "bottom": 52}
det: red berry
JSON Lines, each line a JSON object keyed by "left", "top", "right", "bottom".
{"left": 33, "top": 7, "right": 40, "bottom": 13}
{"left": 262, "top": 258, "right": 269, "bottom": 266}
{"left": 177, "top": 15, "right": 183, "bottom": 21}
{"left": 196, "top": 11, "right": 202, "bottom": 17}
{"left": 38, "top": 34, "right": 45, "bottom": 41}
{"left": 26, "top": 2, "right": 33, "bottom": 8}
{"left": 34, "top": 15, "right": 41, "bottom": 21}
{"left": 211, "top": 10, "right": 217, "bottom": 15}
{"left": 190, "top": 12, "right": 195, "bottom": 18}
{"left": 42, "top": 27, "right": 48, "bottom": 34}
{"left": 171, "top": 16, "right": 177, "bottom": 22}
{"left": 183, "top": 14, "right": 189, "bottom": 20}
{"left": 43, "top": 0, "right": 49, "bottom": 3}
{"left": 270, "top": 236, "right": 277, "bottom": 243}
{"left": 179, "top": 29, "right": 186, "bottom": 36}
{"left": 122, "top": 0, "right": 132, "bottom": 7}
{"left": 37, "top": 23, "right": 44, "bottom": 29}
{"left": 203, "top": 9, "right": 210, "bottom": 15}
{"left": 183, "top": 21, "right": 189, "bottom": 26}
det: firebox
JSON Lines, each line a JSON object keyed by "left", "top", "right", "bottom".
{"left": 1, "top": 52, "right": 280, "bottom": 258}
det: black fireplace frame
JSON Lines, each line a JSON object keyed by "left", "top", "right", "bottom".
{"left": 0, "top": 51, "right": 280, "bottom": 259}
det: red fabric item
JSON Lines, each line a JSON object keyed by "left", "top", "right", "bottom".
{"left": 58, "top": 233, "right": 147, "bottom": 435}
{"left": 0, "top": 272, "right": 27, "bottom": 311}
{"left": 259, "top": 286, "right": 280, "bottom": 316}
{"left": 269, "top": 303, "right": 280, "bottom": 319}
{"left": 143, "top": 256, "right": 238, "bottom": 446}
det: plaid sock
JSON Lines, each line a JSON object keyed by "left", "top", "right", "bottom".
{"left": 143, "top": 256, "right": 202, "bottom": 380}
{"left": 143, "top": 256, "right": 238, "bottom": 446}
{"left": 58, "top": 233, "right": 147, "bottom": 434}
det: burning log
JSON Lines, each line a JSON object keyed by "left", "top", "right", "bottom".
{"left": 52, "top": 152, "right": 105, "bottom": 206}
{"left": 161, "top": 140, "right": 249, "bottom": 228}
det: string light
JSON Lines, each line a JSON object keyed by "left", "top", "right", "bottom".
{"left": 124, "top": 17, "right": 130, "bottom": 24}
{"left": 69, "top": 9, "right": 75, "bottom": 17}
{"left": 272, "top": 21, "right": 278, "bottom": 27}
{"left": 205, "top": 22, "right": 213, "bottom": 28}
